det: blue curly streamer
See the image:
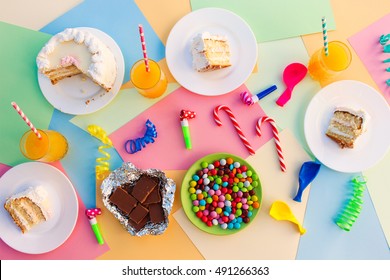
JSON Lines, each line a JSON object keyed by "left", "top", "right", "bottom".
{"left": 124, "top": 119, "right": 157, "bottom": 154}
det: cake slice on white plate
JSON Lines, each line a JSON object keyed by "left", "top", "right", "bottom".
{"left": 325, "top": 107, "right": 369, "bottom": 149}
{"left": 36, "top": 28, "right": 117, "bottom": 92}
{"left": 4, "top": 186, "right": 52, "bottom": 233}
{"left": 190, "top": 32, "right": 231, "bottom": 72}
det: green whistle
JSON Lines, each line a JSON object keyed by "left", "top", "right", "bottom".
{"left": 181, "top": 119, "right": 192, "bottom": 149}
{"left": 90, "top": 218, "right": 104, "bottom": 245}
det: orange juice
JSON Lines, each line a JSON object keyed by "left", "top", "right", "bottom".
{"left": 130, "top": 59, "right": 168, "bottom": 98}
{"left": 308, "top": 41, "right": 352, "bottom": 83}
{"left": 20, "top": 129, "right": 68, "bottom": 162}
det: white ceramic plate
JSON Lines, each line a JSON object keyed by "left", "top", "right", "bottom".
{"left": 165, "top": 8, "right": 258, "bottom": 96}
{"left": 38, "top": 27, "right": 125, "bottom": 115}
{"left": 0, "top": 162, "right": 78, "bottom": 254}
{"left": 304, "top": 80, "right": 390, "bottom": 173}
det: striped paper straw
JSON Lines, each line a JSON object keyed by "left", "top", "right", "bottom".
{"left": 138, "top": 24, "right": 150, "bottom": 72}
{"left": 11, "top": 101, "right": 42, "bottom": 139}
{"left": 322, "top": 16, "right": 329, "bottom": 56}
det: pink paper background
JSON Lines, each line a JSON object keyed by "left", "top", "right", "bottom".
{"left": 0, "top": 162, "right": 109, "bottom": 260}
{"left": 349, "top": 13, "right": 390, "bottom": 104}
{"left": 110, "top": 85, "right": 274, "bottom": 170}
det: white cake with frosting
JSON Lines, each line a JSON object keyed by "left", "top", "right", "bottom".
{"left": 36, "top": 28, "right": 117, "bottom": 92}
{"left": 4, "top": 186, "right": 52, "bottom": 233}
{"left": 325, "top": 107, "right": 369, "bottom": 148}
{"left": 191, "top": 32, "right": 231, "bottom": 72}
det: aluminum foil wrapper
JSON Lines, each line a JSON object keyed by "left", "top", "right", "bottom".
{"left": 101, "top": 162, "right": 176, "bottom": 236}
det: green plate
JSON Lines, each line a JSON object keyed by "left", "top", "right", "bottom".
{"left": 181, "top": 153, "right": 262, "bottom": 235}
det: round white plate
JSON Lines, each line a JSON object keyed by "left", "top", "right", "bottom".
{"left": 304, "top": 80, "right": 390, "bottom": 173}
{"left": 165, "top": 8, "right": 258, "bottom": 96}
{"left": 38, "top": 27, "right": 125, "bottom": 115}
{"left": 0, "top": 162, "right": 79, "bottom": 254}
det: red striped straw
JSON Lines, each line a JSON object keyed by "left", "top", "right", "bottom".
{"left": 11, "top": 102, "right": 42, "bottom": 139}
{"left": 138, "top": 24, "right": 150, "bottom": 72}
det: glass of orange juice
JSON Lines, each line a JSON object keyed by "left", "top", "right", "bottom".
{"left": 20, "top": 129, "right": 68, "bottom": 162}
{"left": 308, "top": 41, "right": 352, "bottom": 84}
{"left": 130, "top": 59, "right": 168, "bottom": 98}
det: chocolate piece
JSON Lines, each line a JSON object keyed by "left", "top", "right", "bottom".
{"left": 131, "top": 175, "right": 158, "bottom": 203}
{"left": 109, "top": 187, "right": 137, "bottom": 215}
{"left": 148, "top": 202, "right": 165, "bottom": 224}
{"left": 143, "top": 186, "right": 161, "bottom": 205}
{"left": 121, "top": 182, "right": 134, "bottom": 195}
{"left": 129, "top": 214, "right": 149, "bottom": 231}
{"left": 129, "top": 204, "right": 149, "bottom": 224}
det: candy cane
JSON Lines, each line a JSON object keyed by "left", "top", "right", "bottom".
{"left": 86, "top": 208, "right": 104, "bottom": 245}
{"left": 256, "top": 116, "right": 286, "bottom": 172}
{"left": 213, "top": 105, "right": 255, "bottom": 155}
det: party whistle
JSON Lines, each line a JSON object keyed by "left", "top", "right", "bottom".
{"left": 86, "top": 208, "right": 104, "bottom": 245}
{"left": 240, "top": 85, "right": 277, "bottom": 106}
{"left": 180, "top": 110, "right": 196, "bottom": 149}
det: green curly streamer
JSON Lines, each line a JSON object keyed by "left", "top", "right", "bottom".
{"left": 335, "top": 176, "right": 366, "bottom": 231}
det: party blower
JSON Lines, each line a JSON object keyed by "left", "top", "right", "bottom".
{"left": 86, "top": 208, "right": 104, "bottom": 245}
{"left": 180, "top": 110, "right": 196, "bottom": 149}
{"left": 240, "top": 85, "right": 277, "bottom": 106}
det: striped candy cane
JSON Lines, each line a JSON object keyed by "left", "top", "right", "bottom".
{"left": 11, "top": 102, "right": 42, "bottom": 139}
{"left": 256, "top": 116, "right": 286, "bottom": 172}
{"left": 213, "top": 105, "right": 255, "bottom": 155}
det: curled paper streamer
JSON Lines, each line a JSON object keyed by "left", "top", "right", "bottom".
{"left": 124, "top": 119, "right": 157, "bottom": 154}
{"left": 379, "top": 34, "right": 390, "bottom": 46}
{"left": 335, "top": 176, "right": 366, "bottom": 231}
{"left": 87, "top": 125, "right": 113, "bottom": 180}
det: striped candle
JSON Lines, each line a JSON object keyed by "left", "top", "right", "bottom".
{"left": 322, "top": 16, "right": 329, "bottom": 56}
{"left": 138, "top": 24, "right": 150, "bottom": 72}
{"left": 11, "top": 101, "right": 42, "bottom": 139}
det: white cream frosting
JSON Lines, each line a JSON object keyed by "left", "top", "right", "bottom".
{"left": 8, "top": 185, "right": 52, "bottom": 220}
{"left": 36, "top": 28, "right": 117, "bottom": 91}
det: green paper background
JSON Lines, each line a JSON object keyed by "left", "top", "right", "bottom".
{"left": 0, "top": 22, "right": 54, "bottom": 166}
{"left": 190, "top": 0, "right": 336, "bottom": 42}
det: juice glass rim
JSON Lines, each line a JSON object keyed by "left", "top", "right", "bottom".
{"left": 130, "top": 59, "right": 162, "bottom": 90}
{"left": 320, "top": 40, "right": 352, "bottom": 72}
{"left": 19, "top": 129, "right": 49, "bottom": 161}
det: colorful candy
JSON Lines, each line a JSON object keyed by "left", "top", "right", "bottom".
{"left": 188, "top": 157, "right": 260, "bottom": 230}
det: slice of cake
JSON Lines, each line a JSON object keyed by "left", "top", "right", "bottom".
{"left": 36, "top": 28, "right": 117, "bottom": 92}
{"left": 4, "top": 186, "right": 51, "bottom": 233}
{"left": 325, "top": 107, "right": 369, "bottom": 148}
{"left": 191, "top": 32, "right": 231, "bottom": 72}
